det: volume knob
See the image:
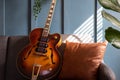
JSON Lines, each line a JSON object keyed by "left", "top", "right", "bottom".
{"left": 54, "top": 36, "right": 58, "bottom": 39}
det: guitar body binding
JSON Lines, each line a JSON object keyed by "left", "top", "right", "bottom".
{"left": 16, "top": 28, "right": 62, "bottom": 80}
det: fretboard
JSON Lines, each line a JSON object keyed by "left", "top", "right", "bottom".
{"left": 42, "top": 0, "right": 56, "bottom": 37}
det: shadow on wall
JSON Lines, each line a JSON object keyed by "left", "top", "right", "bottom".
{"left": 73, "top": 7, "right": 103, "bottom": 42}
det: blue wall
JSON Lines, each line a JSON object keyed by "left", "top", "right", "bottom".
{"left": 103, "top": 10, "right": 120, "bottom": 80}
{"left": 0, "top": 0, "right": 120, "bottom": 79}
{"left": 97, "top": 2, "right": 120, "bottom": 80}
{"left": 0, "top": 0, "right": 4, "bottom": 35}
{"left": 64, "top": 0, "right": 94, "bottom": 34}
{"left": 0, "top": 0, "right": 29, "bottom": 35}
{"left": 31, "top": 0, "right": 62, "bottom": 34}
{"left": 0, "top": 0, "right": 62, "bottom": 35}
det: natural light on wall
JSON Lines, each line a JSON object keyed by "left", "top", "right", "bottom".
{"left": 64, "top": 7, "right": 103, "bottom": 43}
{"left": 97, "top": 7, "right": 103, "bottom": 42}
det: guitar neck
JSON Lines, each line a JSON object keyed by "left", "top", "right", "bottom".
{"left": 42, "top": 0, "right": 56, "bottom": 37}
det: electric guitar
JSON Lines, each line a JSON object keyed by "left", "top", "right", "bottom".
{"left": 16, "top": 0, "right": 62, "bottom": 80}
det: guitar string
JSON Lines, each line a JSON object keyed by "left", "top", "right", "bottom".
{"left": 32, "top": 0, "right": 56, "bottom": 80}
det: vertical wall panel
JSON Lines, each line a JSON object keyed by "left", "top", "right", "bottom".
{"left": 0, "top": 0, "right": 4, "bottom": 35}
{"left": 64, "top": 0, "right": 94, "bottom": 35}
{"left": 5, "top": 0, "right": 28, "bottom": 35}
{"left": 31, "top": 0, "right": 62, "bottom": 34}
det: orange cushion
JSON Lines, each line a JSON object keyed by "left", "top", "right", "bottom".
{"left": 59, "top": 41, "right": 108, "bottom": 80}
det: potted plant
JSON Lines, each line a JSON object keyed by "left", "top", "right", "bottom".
{"left": 33, "top": 0, "right": 41, "bottom": 20}
{"left": 98, "top": 0, "right": 120, "bottom": 49}
{"left": 33, "top": 0, "right": 47, "bottom": 20}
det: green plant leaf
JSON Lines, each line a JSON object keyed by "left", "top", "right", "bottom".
{"left": 117, "top": 0, "right": 120, "bottom": 5}
{"left": 33, "top": 0, "right": 41, "bottom": 20}
{"left": 102, "top": 10, "right": 120, "bottom": 28}
{"left": 111, "top": 0, "right": 120, "bottom": 6}
{"left": 105, "top": 27, "right": 120, "bottom": 49}
{"left": 98, "top": 0, "right": 120, "bottom": 13}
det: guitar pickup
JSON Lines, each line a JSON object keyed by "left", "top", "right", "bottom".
{"left": 37, "top": 42, "right": 48, "bottom": 48}
{"left": 35, "top": 47, "right": 47, "bottom": 53}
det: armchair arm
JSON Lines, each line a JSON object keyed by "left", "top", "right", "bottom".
{"left": 97, "top": 63, "right": 116, "bottom": 80}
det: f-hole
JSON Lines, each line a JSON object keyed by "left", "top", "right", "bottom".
{"left": 50, "top": 48, "right": 55, "bottom": 64}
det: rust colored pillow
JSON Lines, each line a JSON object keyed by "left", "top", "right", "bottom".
{"left": 59, "top": 41, "right": 108, "bottom": 80}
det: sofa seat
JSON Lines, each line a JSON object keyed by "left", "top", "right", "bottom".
{"left": 0, "top": 35, "right": 116, "bottom": 80}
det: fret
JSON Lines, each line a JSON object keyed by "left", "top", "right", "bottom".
{"left": 50, "top": 6, "right": 54, "bottom": 9}
{"left": 42, "top": 29, "right": 48, "bottom": 37}
{"left": 46, "top": 20, "right": 50, "bottom": 23}
{"left": 44, "top": 26, "right": 49, "bottom": 30}
{"left": 48, "top": 14, "right": 52, "bottom": 17}
{"left": 46, "top": 23, "right": 50, "bottom": 26}
{"left": 43, "top": 30, "right": 48, "bottom": 33}
{"left": 44, "top": 28, "right": 48, "bottom": 30}
{"left": 49, "top": 10, "right": 53, "bottom": 14}
{"left": 48, "top": 18, "right": 51, "bottom": 21}
{"left": 50, "top": 10, "right": 53, "bottom": 13}
{"left": 51, "top": 6, "right": 54, "bottom": 9}
{"left": 47, "top": 19, "right": 51, "bottom": 23}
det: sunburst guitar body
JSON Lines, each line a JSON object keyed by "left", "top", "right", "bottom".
{"left": 16, "top": 0, "right": 62, "bottom": 80}
{"left": 17, "top": 28, "right": 62, "bottom": 80}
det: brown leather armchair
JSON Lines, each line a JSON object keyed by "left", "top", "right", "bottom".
{"left": 0, "top": 35, "right": 116, "bottom": 80}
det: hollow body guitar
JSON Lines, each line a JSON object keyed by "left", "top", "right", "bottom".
{"left": 16, "top": 0, "right": 62, "bottom": 80}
